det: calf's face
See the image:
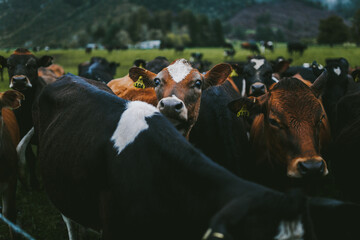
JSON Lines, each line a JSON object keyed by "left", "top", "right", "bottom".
{"left": 229, "top": 77, "right": 330, "bottom": 179}
{"left": 0, "top": 49, "right": 52, "bottom": 92}
{"left": 129, "top": 59, "right": 231, "bottom": 138}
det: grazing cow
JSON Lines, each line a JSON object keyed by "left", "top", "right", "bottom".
{"left": 107, "top": 57, "right": 170, "bottom": 107}
{"left": 174, "top": 46, "right": 185, "bottom": 53}
{"left": 228, "top": 72, "right": 331, "bottom": 191}
{"left": 78, "top": 57, "right": 120, "bottom": 84}
{"left": 38, "top": 64, "right": 65, "bottom": 84}
{"left": 241, "top": 42, "right": 260, "bottom": 54}
{"left": 0, "top": 90, "right": 24, "bottom": 240}
{"left": 0, "top": 48, "right": 52, "bottom": 189}
{"left": 23, "top": 73, "right": 360, "bottom": 240}
{"left": 287, "top": 42, "right": 307, "bottom": 55}
{"left": 128, "top": 58, "right": 232, "bottom": 139}
{"left": 85, "top": 47, "right": 92, "bottom": 54}
{"left": 260, "top": 41, "right": 274, "bottom": 53}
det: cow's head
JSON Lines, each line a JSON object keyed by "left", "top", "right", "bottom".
{"left": 0, "top": 48, "right": 52, "bottom": 92}
{"left": 229, "top": 72, "right": 330, "bottom": 179}
{"left": 0, "top": 90, "right": 24, "bottom": 110}
{"left": 239, "top": 56, "right": 277, "bottom": 97}
{"left": 129, "top": 58, "right": 231, "bottom": 138}
{"left": 325, "top": 57, "right": 349, "bottom": 85}
{"left": 79, "top": 57, "right": 120, "bottom": 83}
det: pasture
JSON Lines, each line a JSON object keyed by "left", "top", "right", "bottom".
{"left": 0, "top": 44, "right": 359, "bottom": 239}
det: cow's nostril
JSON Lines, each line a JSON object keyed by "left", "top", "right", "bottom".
{"left": 260, "top": 85, "right": 265, "bottom": 90}
{"left": 159, "top": 100, "right": 165, "bottom": 108}
{"left": 298, "top": 160, "right": 325, "bottom": 177}
{"left": 175, "top": 102, "right": 183, "bottom": 110}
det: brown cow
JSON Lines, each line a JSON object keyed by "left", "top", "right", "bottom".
{"left": 38, "top": 64, "right": 65, "bottom": 84}
{"left": 228, "top": 72, "right": 331, "bottom": 190}
{"left": 0, "top": 90, "right": 24, "bottom": 239}
{"left": 128, "top": 58, "right": 232, "bottom": 138}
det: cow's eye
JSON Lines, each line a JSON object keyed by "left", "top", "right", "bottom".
{"left": 269, "top": 118, "right": 280, "bottom": 128}
{"left": 154, "top": 78, "right": 161, "bottom": 87}
{"left": 194, "top": 79, "right": 202, "bottom": 89}
{"left": 319, "top": 115, "right": 325, "bottom": 125}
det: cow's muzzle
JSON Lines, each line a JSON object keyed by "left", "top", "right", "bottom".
{"left": 249, "top": 82, "right": 267, "bottom": 97}
{"left": 157, "top": 95, "right": 188, "bottom": 123}
{"left": 288, "top": 157, "right": 328, "bottom": 178}
{"left": 10, "top": 75, "right": 32, "bottom": 91}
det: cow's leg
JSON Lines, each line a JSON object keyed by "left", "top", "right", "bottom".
{"left": 2, "top": 177, "right": 17, "bottom": 240}
{"left": 26, "top": 145, "right": 39, "bottom": 190}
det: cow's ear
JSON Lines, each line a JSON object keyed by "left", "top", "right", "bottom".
{"left": 129, "top": 67, "right": 157, "bottom": 89}
{"left": 228, "top": 95, "right": 265, "bottom": 119}
{"left": 0, "top": 90, "right": 25, "bottom": 109}
{"left": 37, "top": 55, "right": 53, "bottom": 68}
{"left": 203, "top": 63, "right": 232, "bottom": 89}
{"left": 311, "top": 70, "right": 328, "bottom": 98}
{"left": 0, "top": 56, "right": 7, "bottom": 68}
{"left": 351, "top": 69, "right": 360, "bottom": 83}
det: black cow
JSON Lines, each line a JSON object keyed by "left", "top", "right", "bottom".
{"left": 260, "top": 41, "right": 274, "bottom": 53}
{"left": 145, "top": 56, "right": 169, "bottom": 74}
{"left": 0, "top": 48, "right": 52, "bottom": 189}
{"left": 78, "top": 57, "right": 120, "bottom": 84}
{"left": 189, "top": 52, "right": 212, "bottom": 73}
{"left": 282, "top": 61, "right": 324, "bottom": 83}
{"left": 0, "top": 64, "right": 3, "bottom": 82}
{"left": 20, "top": 73, "right": 360, "bottom": 240}
{"left": 287, "top": 42, "right": 307, "bottom": 55}
{"left": 224, "top": 49, "right": 236, "bottom": 60}
{"left": 241, "top": 42, "right": 260, "bottom": 54}
{"left": 174, "top": 46, "right": 185, "bottom": 53}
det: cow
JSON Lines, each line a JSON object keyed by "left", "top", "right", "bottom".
{"left": 260, "top": 41, "right": 274, "bottom": 53}
{"left": 85, "top": 47, "right": 92, "bottom": 54}
{"left": 280, "top": 60, "right": 324, "bottom": 83}
{"left": 241, "top": 41, "right": 260, "bottom": 54}
{"left": 107, "top": 57, "right": 170, "bottom": 107}
{"left": 38, "top": 63, "right": 65, "bottom": 84}
{"left": 228, "top": 72, "right": 331, "bottom": 192}
{"left": 78, "top": 57, "right": 120, "bottom": 84}
{"left": 20, "top": 73, "right": 360, "bottom": 240}
{"left": 224, "top": 49, "right": 236, "bottom": 60}
{"left": 287, "top": 42, "right": 307, "bottom": 55}
{"left": 127, "top": 58, "right": 232, "bottom": 139}
{"left": 0, "top": 63, "right": 4, "bottom": 82}
{"left": 174, "top": 46, "right": 185, "bottom": 53}
{"left": 235, "top": 56, "right": 278, "bottom": 98}
{"left": 0, "top": 90, "right": 24, "bottom": 240}
{"left": 0, "top": 48, "right": 53, "bottom": 190}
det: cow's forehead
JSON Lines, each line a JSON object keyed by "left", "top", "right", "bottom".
{"left": 250, "top": 58, "right": 265, "bottom": 70}
{"left": 165, "top": 59, "right": 194, "bottom": 83}
{"left": 8, "top": 54, "right": 36, "bottom": 64}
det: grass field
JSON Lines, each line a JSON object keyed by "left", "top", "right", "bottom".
{"left": 0, "top": 44, "right": 359, "bottom": 239}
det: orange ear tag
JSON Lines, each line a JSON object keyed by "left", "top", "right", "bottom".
{"left": 237, "top": 105, "right": 249, "bottom": 117}
{"left": 134, "top": 76, "right": 145, "bottom": 89}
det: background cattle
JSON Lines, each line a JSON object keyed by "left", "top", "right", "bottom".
{"left": 0, "top": 90, "right": 24, "bottom": 239}
{"left": 287, "top": 42, "right": 308, "bottom": 55}
{"left": 260, "top": 40, "right": 274, "bottom": 53}
{"left": 78, "top": 56, "right": 120, "bottom": 84}
{"left": 228, "top": 73, "right": 331, "bottom": 192}
{"left": 29, "top": 73, "right": 360, "bottom": 240}
{"left": 0, "top": 48, "right": 53, "bottom": 190}
{"left": 38, "top": 64, "right": 65, "bottom": 84}
{"left": 241, "top": 41, "right": 260, "bottom": 54}
{"left": 224, "top": 49, "right": 236, "bottom": 60}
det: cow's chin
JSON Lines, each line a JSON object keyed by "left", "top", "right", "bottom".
{"left": 11, "top": 85, "right": 31, "bottom": 92}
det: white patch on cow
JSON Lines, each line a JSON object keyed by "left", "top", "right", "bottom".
{"left": 241, "top": 79, "right": 246, "bottom": 97}
{"left": 303, "top": 63, "right": 310, "bottom": 68}
{"left": 167, "top": 59, "right": 193, "bottom": 83}
{"left": 274, "top": 217, "right": 304, "bottom": 240}
{"left": 111, "top": 101, "right": 159, "bottom": 154}
{"left": 272, "top": 75, "right": 279, "bottom": 83}
{"left": 333, "top": 67, "right": 341, "bottom": 76}
{"left": 251, "top": 59, "right": 265, "bottom": 70}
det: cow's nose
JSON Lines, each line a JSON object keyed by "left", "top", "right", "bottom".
{"left": 158, "top": 98, "right": 184, "bottom": 113}
{"left": 250, "top": 83, "right": 266, "bottom": 96}
{"left": 297, "top": 160, "right": 325, "bottom": 177}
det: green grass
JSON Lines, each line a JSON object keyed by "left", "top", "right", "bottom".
{"left": 0, "top": 44, "right": 360, "bottom": 239}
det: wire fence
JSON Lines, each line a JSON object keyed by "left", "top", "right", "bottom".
{"left": 0, "top": 213, "right": 36, "bottom": 240}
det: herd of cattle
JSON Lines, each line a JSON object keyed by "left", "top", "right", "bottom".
{"left": 0, "top": 48, "right": 360, "bottom": 239}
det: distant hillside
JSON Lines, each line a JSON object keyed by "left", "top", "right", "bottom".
{"left": 227, "top": 0, "right": 343, "bottom": 42}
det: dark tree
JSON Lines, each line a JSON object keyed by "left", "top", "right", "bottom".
{"left": 351, "top": 9, "right": 360, "bottom": 46}
{"left": 317, "top": 15, "right": 349, "bottom": 46}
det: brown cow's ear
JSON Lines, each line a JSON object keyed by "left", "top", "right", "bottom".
{"left": 129, "top": 67, "right": 157, "bottom": 88}
{"left": 203, "top": 63, "right": 232, "bottom": 89}
{"left": 37, "top": 55, "right": 53, "bottom": 68}
{"left": 0, "top": 90, "right": 25, "bottom": 109}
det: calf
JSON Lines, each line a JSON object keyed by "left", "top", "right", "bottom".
{"left": 23, "top": 73, "right": 360, "bottom": 240}
{"left": 0, "top": 48, "right": 52, "bottom": 189}
{"left": 229, "top": 72, "right": 331, "bottom": 191}
{"left": 78, "top": 57, "right": 120, "bottom": 83}
{"left": 0, "top": 90, "right": 24, "bottom": 239}
{"left": 128, "top": 58, "right": 231, "bottom": 138}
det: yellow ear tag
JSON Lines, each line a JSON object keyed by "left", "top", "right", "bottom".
{"left": 355, "top": 75, "right": 360, "bottom": 83}
{"left": 237, "top": 105, "right": 249, "bottom": 117}
{"left": 139, "top": 63, "right": 144, "bottom": 69}
{"left": 230, "top": 69, "right": 238, "bottom": 77}
{"left": 134, "top": 76, "right": 145, "bottom": 89}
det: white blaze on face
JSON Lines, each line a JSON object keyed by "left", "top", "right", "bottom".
{"left": 166, "top": 58, "right": 193, "bottom": 83}
{"left": 333, "top": 67, "right": 341, "bottom": 76}
{"left": 111, "top": 101, "right": 159, "bottom": 154}
{"left": 251, "top": 59, "right": 265, "bottom": 70}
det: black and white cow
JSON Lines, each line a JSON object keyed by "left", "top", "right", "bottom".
{"left": 18, "top": 73, "right": 360, "bottom": 240}
{"left": 78, "top": 56, "right": 120, "bottom": 84}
